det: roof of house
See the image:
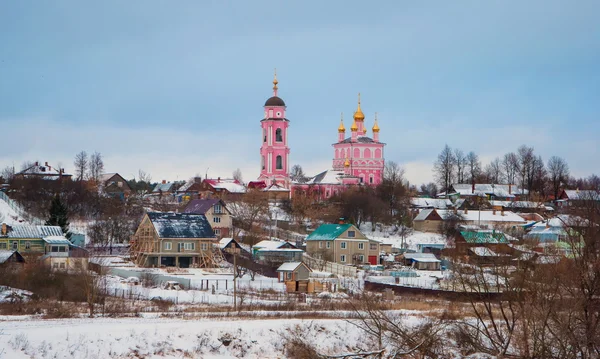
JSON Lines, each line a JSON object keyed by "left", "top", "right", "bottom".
{"left": 403, "top": 252, "right": 440, "bottom": 263}
{"left": 2, "top": 225, "right": 63, "bottom": 239}
{"left": 204, "top": 179, "right": 246, "bottom": 194}
{"left": 306, "top": 223, "right": 353, "bottom": 241}
{"left": 306, "top": 169, "right": 351, "bottom": 185}
{"left": 469, "top": 247, "right": 508, "bottom": 257}
{"left": 147, "top": 212, "right": 215, "bottom": 239}
{"left": 184, "top": 199, "right": 223, "bottom": 215}
{"left": 563, "top": 190, "right": 600, "bottom": 201}
{"left": 16, "top": 162, "right": 72, "bottom": 178}
{"left": 276, "top": 262, "right": 311, "bottom": 272}
{"left": 460, "top": 230, "right": 510, "bottom": 244}
{"left": 415, "top": 209, "right": 527, "bottom": 224}
{"left": 0, "top": 250, "right": 21, "bottom": 264}
{"left": 339, "top": 136, "right": 377, "bottom": 144}
{"left": 43, "top": 237, "right": 71, "bottom": 245}
{"left": 451, "top": 184, "right": 528, "bottom": 198}
{"left": 253, "top": 240, "right": 297, "bottom": 250}
{"left": 264, "top": 183, "right": 290, "bottom": 192}
{"left": 153, "top": 182, "right": 176, "bottom": 193}
{"left": 411, "top": 197, "right": 464, "bottom": 209}
{"left": 413, "top": 208, "right": 436, "bottom": 221}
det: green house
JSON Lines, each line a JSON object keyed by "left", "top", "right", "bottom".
{"left": 0, "top": 223, "right": 64, "bottom": 254}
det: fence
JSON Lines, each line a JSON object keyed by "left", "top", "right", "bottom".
{"left": 303, "top": 254, "right": 358, "bottom": 277}
{"left": 0, "top": 192, "right": 44, "bottom": 225}
{"left": 364, "top": 280, "right": 504, "bottom": 301}
{"left": 222, "top": 251, "right": 278, "bottom": 278}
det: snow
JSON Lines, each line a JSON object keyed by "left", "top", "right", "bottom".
{"left": 0, "top": 286, "right": 33, "bottom": 303}
{"left": 276, "top": 262, "right": 302, "bottom": 272}
{"left": 361, "top": 223, "right": 446, "bottom": 251}
{"left": 252, "top": 239, "right": 288, "bottom": 250}
{"left": 0, "top": 197, "right": 28, "bottom": 225}
{"left": 421, "top": 209, "right": 527, "bottom": 224}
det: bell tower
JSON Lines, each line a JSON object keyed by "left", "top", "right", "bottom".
{"left": 258, "top": 70, "right": 291, "bottom": 188}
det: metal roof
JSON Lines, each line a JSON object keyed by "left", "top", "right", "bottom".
{"left": 4, "top": 225, "right": 63, "bottom": 238}
{"left": 306, "top": 224, "right": 353, "bottom": 241}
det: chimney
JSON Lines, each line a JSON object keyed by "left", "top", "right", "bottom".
{"left": 162, "top": 180, "right": 166, "bottom": 184}
{"left": 218, "top": 177, "right": 221, "bottom": 182}
{"left": 338, "top": 218, "right": 345, "bottom": 225}
{"left": 464, "top": 208, "right": 468, "bottom": 214}
{"left": 472, "top": 182, "right": 475, "bottom": 194}
{"left": 45, "top": 162, "right": 48, "bottom": 166}
{"left": 509, "top": 183, "right": 512, "bottom": 195}
{"left": 493, "top": 209, "right": 496, "bottom": 215}
{"left": 1, "top": 223, "right": 6, "bottom": 236}
{"left": 35, "top": 161, "right": 38, "bottom": 166}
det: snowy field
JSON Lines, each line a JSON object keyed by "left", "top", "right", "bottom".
{"left": 0, "top": 317, "right": 373, "bottom": 359}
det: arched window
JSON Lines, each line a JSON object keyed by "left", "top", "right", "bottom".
{"left": 374, "top": 148, "right": 382, "bottom": 158}
{"left": 261, "top": 156, "right": 265, "bottom": 170}
{"left": 353, "top": 148, "right": 360, "bottom": 158}
{"left": 335, "top": 149, "right": 339, "bottom": 158}
{"left": 263, "top": 129, "right": 267, "bottom": 143}
{"left": 275, "top": 128, "right": 283, "bottom": 142}
{"left": 364, "top": 148, "right": 371, "bottom": 158}
{"left": 369, "top": 175, "right": 374, "bottom": 184}
{"left": 276, "top": 155, "right": 283, "bottom": 170}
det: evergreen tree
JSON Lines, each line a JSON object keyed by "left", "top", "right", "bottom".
{"left": 46, "top": 194, "right": 70, "bottom": 238}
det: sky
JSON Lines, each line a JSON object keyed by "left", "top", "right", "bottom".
{"left": 1, "top": 1, "right": 599, "bottom": 185}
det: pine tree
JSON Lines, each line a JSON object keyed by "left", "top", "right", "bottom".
{"left": 46, "top": 194, "right": 70, "bottom": 238}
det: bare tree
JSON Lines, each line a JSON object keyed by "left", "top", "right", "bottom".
{"left": 454, "top": 149, "right": 467, "bottom": 184}
{"left": 547, "top": 156, "right": 569, "bottom": 200}
{"left": 290, "top": 164, "right": 308, "bottom": 183}
{"left": 88, "top": 151, "right": 104, "bottom": 182}
{"left": 485, "top": 157, "right": 502, "bottom": 184}
{"left": 433, "top": 144, "right": 455, "bottom": 195}
{"left": 0, "top": 165, "right": 15, "bottom": 182}
{"left": 232, "top": 168, "right": 243, "bottom": 183}
{"left": 419, "top": 182, "right": 438, "bottom": 198}
{"left": 502, "top": 152, "right": 519, "bottom": 185}
{"left": 466, "top": 151, "right": 481, "bottom": 184}
{"left": 74, "top": 151, "right": 88, "bottom": 181}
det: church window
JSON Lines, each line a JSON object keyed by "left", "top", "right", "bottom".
{"left": 269, "top": 110, "right": 273, "bottom": 118}
{"left": 263, "top": 129, "right": 267, "bottom": 142}
{"left": 353, "top": 148, "right": 360, "bottom": 158}
{"left": 369, "top": 175, "right": 374, "bottom": 184}
{"left": 276, "top": 111, "right": 282, "bottom": 117}
{"left": 364, "top": 148, "right": 371, "bottom": 158}
{"left": 262, "top": 156, "right": 265, "bottom": 170}
{"left": 276, "top": 155, "right": 283, "bottom": 170}
{"left": 276, "top": 128, "right": 283, "bottom": 142}
{"left": 375, "top": 148, "right": 382, "bottom": 158}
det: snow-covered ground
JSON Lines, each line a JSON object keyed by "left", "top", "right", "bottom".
{"left": 360, "top": 222, "right": 447, "bottom": 251}
{"left": 0, "top": 197, "right": 28, "bottom": 225}
{"left": 0, "top": 317, "right": 375, "bottom": 359}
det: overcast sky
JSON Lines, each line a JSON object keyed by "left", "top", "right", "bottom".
{"left": 1, "top": 1, "right": 599, "bottom": 185}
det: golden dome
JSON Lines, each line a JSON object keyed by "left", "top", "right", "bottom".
{"left": 338, "top": 113, "right": 345, "bottom": 132}
{"left": 372, "top": 112, "right": 380, "bottom": 132}
{"left": 344, "top": 157, "right": 350, "bottom": 167}
{"left": 353, "top": 93, "right": 365, "bottom": 121}
{"left": 351, "top": 119, "right": 358, "bottom": 132}
{"left": 273, "top": 68, "right": 278, "bottom": 90}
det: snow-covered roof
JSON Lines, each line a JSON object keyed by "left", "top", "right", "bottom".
{"left": 451, "top": 184, "right": 527, "bottom": 198}
{"left": 264, "top": 183, "right": 290, "bottom": 192}
{"left": 432, "top": 209, "right": 526, "bottom": 224}
{"left": 413, "top": 208, "right": 436, "bottom": 221}
{"left": 0, "top": 250, "right": 19, "bottom": 264}
{"left": 306, "top": 169, "right": 354, "bottom": 185}
{"left": 204, "top": 179, "right": 246, "bottom": 194}
{"left": 276, "top": 262, "right": 308, "bottom": 272}
{"left": 147, "top": 212, "right": 215, "bottom": 239}
{"left": 2, "top": 225, "right": 63, "bottom": 238}
{"left": 16, "top": 162, "right": 72, "bottom": 178}
{"left": 469, "top": 247, "right": 508, "bottom": 257}
{"left": 403, "top": 252, "right": 440, "bottom": 263}
{"left": 153, "top": 182, "right": 176, "bottom": 193}
{"left": 218, "top": 237, "right": 234, "bottom": 249}
{"left": 490, "top": 200, "right": 548, "bottom": 209}
{"left": 410, "top": 197, "right": 463, "bottom": 209}
{"left": 43, "top": 236, "right": 70, "bottom": 245}
{"left": 563, "top": 190, "right": 600, "bottom": 201}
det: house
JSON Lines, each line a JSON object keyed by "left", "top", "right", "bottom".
{"left": 410, "top": 197, "right": 464, "bottom": 210}
{"left": 446, "top": 183, "right": 528, "bottom": 201}
{"left": 413, "top": 208, "right": 527, "bottom": 233}
{"left": 152, "top": 181, "right": 177, "bottom": 195}
{"left": 489, "top": 200, "right": 552, "bottom": 214}
{"left": 183, "top": 199, "right": 233, "bottom": 238}
{"left": 557, "top": 189, "right": 600, "bottom": 207}
{"left": 14, "top": 162, "right": 72, "bottom": 180}
{"left": 176, "top": 177, "right": 204, "bottom": 199}
{"left": 130, "top": 212, "right": 217, "bottom": 268}
{"left": 218, "top": 237, "right": 250, "bottom": 255}
{"left": 0, "top": 223, "right": 64, "bottom": 254}
{"left": 305, "top": 223, "right": 381, "bottom": 265}
{"left": 401, "top": 252, "right": 441, "bottom": 270}
{"left": 40, "top": 237, "right": 89, "bottom": 271}
{"left": 454, "top": 229, "right": 514, "bottom": 255}
{"left": 276, "top": 261, "right": 312, "bottom": 282}
{"left": 467, "top": 246, "right": 512, "bottom": 266}
{"left": 252, "top": 240, "right": 303, "bottom": 265}
{"left": 0, "top": 250, "right": 25, "bottom": 269}
{"left": 264, "top": 183, "right": 291, "bottom": 202}
{"left": 99, "top": 173, "right": 131, "bottom": 199}
{"left": 200, "top": 178, "right": 246, "bottom": 200}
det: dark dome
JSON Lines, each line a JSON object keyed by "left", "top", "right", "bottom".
{"left": 264, "top": 96, "right": 286, "bottom": 107}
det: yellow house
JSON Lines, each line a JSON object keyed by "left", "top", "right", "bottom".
{"left": 306, "top": 223, "right": 380, "bottom": 266}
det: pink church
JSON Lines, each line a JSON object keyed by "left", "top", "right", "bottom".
{"left": 253, "top": 72, "right": 385, "bottom": 199}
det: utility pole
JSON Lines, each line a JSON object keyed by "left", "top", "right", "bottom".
{"left": 227, "top": 246, "right": 240, "bottom": 311}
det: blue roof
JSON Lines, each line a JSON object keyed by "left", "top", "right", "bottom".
{"left": 147, "top": 212, "right": 215, "bottom": 239}
{"left": 306, "top": 224, "right": 353, "bottom": 241}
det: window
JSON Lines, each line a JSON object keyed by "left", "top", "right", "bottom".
{"left": 359, "top": 176, "right": 364, "bottom": 183}
{"left": 164, "top": 242, "right": 172, "bottom": 250}
{"left": 184, "top": 242, "right": 195, "bottom": 250}
{"left": 319, "top": 241, "right": 323, "bottom": 248}
{"left": 358, "top": 243, "right": 364, "bottom": 250}
{"left": 340, "top": 242, "right": 347, "bottom": 249}
{"left": 358, "top": 255, "right": 364, "bottom": 263}
{"left": 262, "top": 156, "right": 265, "bottom": 170}
{"left": 348, "top": 231, "right": 356, "bottom": 238}
{"left": 0, "top": 243, "right": 6, "bottom": 249}
{"left": 276, "top": 155, "right": 283, "bottom": 170}
{"left": 214, "top": 204, "right": 222, "bottom": 214}
{"left": 263, "top": 129, "right": 267, "bottom": 142}
{"left": 213, "top": 217, "right": 221, "bottom": 223}
{"left": 215, "top": 228, "right": 221, "bottom": 236}
{"left": 59, "top": 246, "right": 66, "bottom": 253}
{"left": 201, "top": 243, "right": 208, "bottom": 251}
{"left": 12, "top": 242, "right": 18, "bottom": 250}
{"left": 275, "top": 128, "right": 283, "bottom": 142}
{"left": 340, "top": 255, "right": 346, "bottom": 263}
{"left": 53, "top": 263, "right": 58, "bottom": 269}
{"left": 25, "top": 241, "right": 30, "bottom": 249}
{"left": 370, "top": 243, "right": 377, "bottom": 250}
{"left": 59, "top": 262, "right": 65, "bottom": 269}
{"left": 369, "top": 176, "right": 374, "bottom": 184}
{"left": 51, "top": 246, "right": 58, "bottom": 252}
{"left": 326, "top": 242, "right": 331, "bottom": 249}
{"left": 286, "top": 272, "right": 293, "bottom": 280}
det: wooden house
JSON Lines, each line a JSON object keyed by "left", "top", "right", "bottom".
{"left": 99, "top": 173, "right": 131, "bottom": 199}
{"left": 0, "top": 223, "right": 64, "bottom": 254}
{"left": 130, "top": 212, "right": 217, "bottom": 268}
{"left": 199, "top": 178, "right": 246, "bottom": 200}
{"left": 252, "top": 240, "right": 303, "bottom": 265}
{"left": 276, "top": 261, "right": 311, "bottom": 282}
{"left": 0, "top": 250, "right": 25, "bottom": 270}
